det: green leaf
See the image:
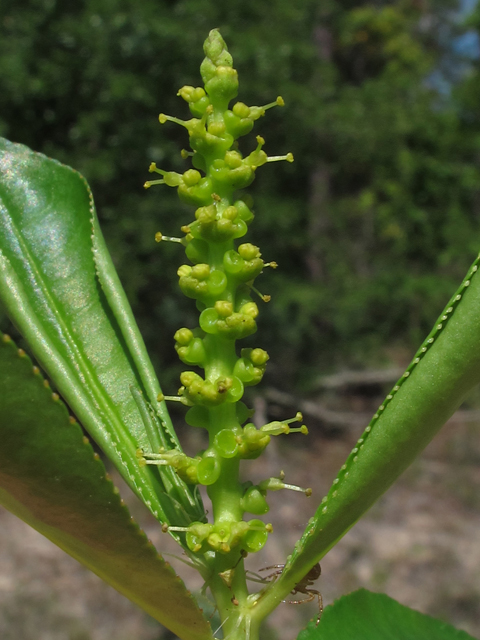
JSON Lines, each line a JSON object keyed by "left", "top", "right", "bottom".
{"left": 0, "top": 332, "right": 212, "bottom": 640}
{"left": 0, "top": 137, "right": 204, "bottom": 527}
{"left": 254, "top": 254, "right": 480, "bottom": 619}
{"left": 297, "top": 589, "right": 476, "bottom": 640}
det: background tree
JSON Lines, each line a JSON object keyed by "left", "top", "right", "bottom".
{"left": 0, "top": 0, "right": 479, "bottom": 392}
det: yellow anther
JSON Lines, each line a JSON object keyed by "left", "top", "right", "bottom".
{"left": 149, "top": 162, "right": 157, "bottom": 172}
{"left": 157, "top": 392, "right": 165, "bottom": 402}
{"left": 155, "top": 232, "right": 163, "bottom": 243}
{"left": 250, "top": 284, "right": 270, "bottom": 302}
{"left": 177, "top": 265, "right": 192, "bottom": 277}
{"left": 159, "top": 113, "right": 168, "bottom": 124}
{"left": 276, "top": 96, "right": 285, "bottom": 106}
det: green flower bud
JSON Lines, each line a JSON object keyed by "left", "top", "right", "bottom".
{"left": 190, "top": 127, "right": 235, "bottom": 159}
{"left": 200, "top": 29, "right": 238, "bottom": 108}
{"left": 179, "top": 266, "right": 227, "bottom": 301}
{"left": 204, "top": 66, "right": 239, "bottom": 106}
{"left": 186, "top": 522, "right": 212, "bottom": 553}
{"left": 191, "top": 263, "right": 210, "bottom": 280}
{"left": 210, "top": 158, "right": 254, "bottom": 191}
{"left": 234, "top": 347, "right": 269, "bottom": 386}
{"left": 248, "top": 348, "right": 269, "bottom": 366}
{"left": 178, "top": 86, "right": 206, "bottom": 103}
{"left": 178, "top": 175, "right": 213, "bottom": 206}
{"left": 234, "top": 199, "right": 254, "bottom": 224}
{"left": 237, "top": 424, "right": 270, "bottom": 459}
{"left": 219, "top": 311, "right": 257, "bottom": 340}
{"left": 190, "top": 204, "right": 248, "bottom": 242}
{"left": 214, "top": 300, "right": 234, "bottom": 317}
{"left": 183, "top": 169, "right": 202, "bottom": 187}
{"left": 233, "top": 356, "right": 256, "bottom": 383}
{"left": 180, "top": 371, "right": 244, "bottom": 406}
{"left": 176, "top": 336, "right": 206, "bottom": 366}
{"left": 238, "top": 243, "right": 261, "bottom": 261}
{"left": 202, "top": 29, "right": 233, "bottom": 70}
{"left": 223, "top": 101, "right": 255, "bottom": 138}
{"left": 241, "top": 486, "right": 269, "bottom": 515}
{"left": 239, "top": 302, "right": 259, "bottom": 318}
{"left": 208, "top": 121, "right": 227, "bottom": 137}
{"left": 197, "top": 450, "right": 221, "bottom": 485}
{"left": 243, "top": 519, "right": 271, "bottom": 552}
{"left": 224, "top": 151, "right": 243, "bottom": 169}
{"left": 174, "top": 328, "right": 194, "bottom": 346}
{"left": 223, "top": 205, "right": 238, "bottom": 220}
{"left": 196, "top": 204, "right": 217, "bottom": 223}
{"left": 199, "top": 307, "right": 219, "bottom": 334}
{"left": 207, "top": 521, "right": 233, "bottom": 553}
{"left": 199, "top": 304, "right": 257, "bottom": 340}
{"left": 177, "top": 264, "right": 192, "bottom": 277}
{"left": 223, "top": 249, "right": 264, "bottom": 282}
{"left": 178, "top": 86, "right": 211, "bottom": 117}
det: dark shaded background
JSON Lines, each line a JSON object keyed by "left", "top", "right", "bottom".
{"left": 1, "top": 0, "right": 480, "bottom": 638}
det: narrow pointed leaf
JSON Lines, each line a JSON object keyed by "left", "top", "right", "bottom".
{"left": 0, "top": 137, "right": 204, "bottom": 526}
{"left": 255, "top": 255, "right": 480, "bottom": 617}
{"left": 0, "top": 332, "right": 212, "bottom": 640}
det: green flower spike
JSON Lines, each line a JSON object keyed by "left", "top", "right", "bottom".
{"left": 144, "top": 28, "right": 301, "bottom": 639}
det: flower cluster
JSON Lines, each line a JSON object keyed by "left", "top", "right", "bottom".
{"left": 144, "top": 30, "right": 308, "bottom": 557}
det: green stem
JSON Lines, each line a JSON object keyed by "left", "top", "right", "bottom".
{"left": 209, "top": 557, "right": 261, "bottom": 640}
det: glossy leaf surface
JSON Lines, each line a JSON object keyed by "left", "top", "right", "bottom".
{"left": 0, "top": 332, "right": 212, "bottom": 640}
{"left": 297, "top": 589, "right": 475, "bottom": 640}
{"left": 255, "top": 254, "right": 480, "bottom": 618}
{"left": 0, "top": 137, "right": 204, "bottom": 527}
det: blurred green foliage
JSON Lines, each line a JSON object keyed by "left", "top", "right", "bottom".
{"left": 1, "top": 0, "right": 479, "bottom": 393}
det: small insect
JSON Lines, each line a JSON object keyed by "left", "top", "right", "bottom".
{"left": 260, "top": 562, "right": 323, "bottom": 624}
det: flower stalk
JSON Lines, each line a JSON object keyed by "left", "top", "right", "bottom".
{"left": 145, "top": 29, "right": 308, "bottom": 637}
